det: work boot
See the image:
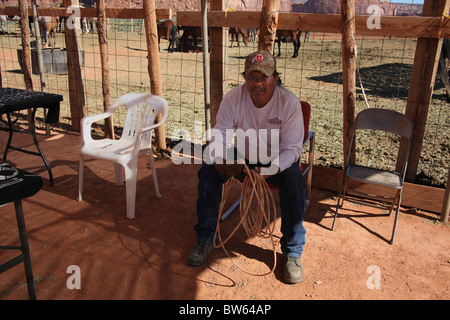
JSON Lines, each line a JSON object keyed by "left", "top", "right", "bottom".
{"left": 283, "top": 256, "right": 303, "bottom": 284}
{"left": 187, "top": 241, "right": 215, "bottom": 266}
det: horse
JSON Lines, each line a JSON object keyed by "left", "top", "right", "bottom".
{"left": 39, "top": 16, "right": 59, "bottom": 47}
{"left": 82, "top": 17, "right": 97, "bottom": 34}
{"left": 0, "top": 15, "right": 7, "bottom": 34}
{"left": 275, "top": 29, "right": 302, "bottom": 58}
{"left": 229, "top": 27, "right": 249, "bottom": 47}
{"left": 246, "top": 28, "right": 258, "bottom": 42}
{"left": 157, "top": 20, "right": 177, "bottom": 52}
{"left": 303, "top": 31, "right": 310, "bottom": 42}
{"left": 1, "top": 15, "right": 21, "bottom": 35}
{"left": 180, "top": 26, "right": 202, "bottom": 53}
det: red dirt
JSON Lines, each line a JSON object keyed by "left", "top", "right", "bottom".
{"left": 0, "top": 126, "right": 448, "bottom": 300}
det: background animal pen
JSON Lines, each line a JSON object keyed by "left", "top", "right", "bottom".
{"left": 0, "top": 1, "right": 449, "bottom": 217}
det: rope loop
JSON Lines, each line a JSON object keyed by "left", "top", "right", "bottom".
{"left": 214, "top": 164, "right": 278, "bottom": 276}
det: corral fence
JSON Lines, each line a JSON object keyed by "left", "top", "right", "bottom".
{"left": 0, "top": 0, "right": 449, "bottom": 219}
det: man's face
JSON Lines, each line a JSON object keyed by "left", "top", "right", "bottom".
{"left": 245, "top": 71, "right": 279, "bottom": 108}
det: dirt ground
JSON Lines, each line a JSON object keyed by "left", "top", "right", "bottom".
{"left": 0, "top": 125, "right": 448, "bottom": 301}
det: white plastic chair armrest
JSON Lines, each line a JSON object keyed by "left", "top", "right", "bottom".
{"left": 130, "top": 112, "right": 167, "bottom": 155}
{"left": 139, "top": 122, "right": 164, "bottom": 135}
{"left": 81, "top": 110, "right": 115, "bottom": 144}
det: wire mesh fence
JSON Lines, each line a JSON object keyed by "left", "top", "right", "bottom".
{"left": 0, "top": 4, "right": 448, "bottom": 189}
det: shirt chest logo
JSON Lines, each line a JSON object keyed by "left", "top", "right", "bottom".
{"left": 267, "top": 117, "right": 282, "bottom": 125}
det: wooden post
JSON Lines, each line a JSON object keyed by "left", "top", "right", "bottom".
{"left": 341, "top": 0, "right": 356, "bottom": 165}
{"left": 201, "top": 0, "right": 211, "bottom": 138}
{"left": 32, "top": 0, "right": 45, "bottom": 93}
{"left": 18, "top": 0, "right": 33, "bottom": 92}
{"left": 143, "top": 0, "right": 166, "bottom": 151}
{"left": 258, "top": 0, "right": 280, "bottom": 52}
{"left": 32, "top": 0, "right": 51, "bottom": 135}
{"left": 64, "top": 0, "right": 85, "bottom": 132}
{"left": 209, "top": 0, "right": 227, "bottom": 128}
{"left": 18, "top": 0, "right": 33, "bottom": 128}
{"left": 96, "top": 0, "right": 113, "bottom": 139}
{"left": 400, "top": 0, "right": 450, "bottom": 182}
{"left": 441, "top": 168, "right": 450, "bottom": 222}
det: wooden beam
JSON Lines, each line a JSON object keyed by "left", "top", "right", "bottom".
{"left": 312, "top": 165, "right": 445, "bottom": 214}
{"left": 177, "top": 11, "right": 450, "bottom": 38}
{"left": 1, "top": 6, "right": 448, "bottom": 38}
{"left": 0, "top": 7, "right": 171, "bottom": 20}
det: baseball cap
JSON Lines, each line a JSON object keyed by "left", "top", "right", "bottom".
{"left": 244, "top": 50, "right": 277, "bottom": 77}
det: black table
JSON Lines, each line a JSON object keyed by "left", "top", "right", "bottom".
{"left": 0, "top": 88, "right": 63, "bottom": 185}
{"left": 0, "top": 168, "right": 42, "bottom": 300}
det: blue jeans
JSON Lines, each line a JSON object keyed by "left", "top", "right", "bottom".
{"left": 194, "top": 161, "right": 307, "bottom": 258}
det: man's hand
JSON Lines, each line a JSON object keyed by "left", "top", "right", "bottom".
{"left": 214, "top": 163, "right": 244, "bottom": 176}
{"left": 253, "top": 166, "right": 276, "bottom": 179}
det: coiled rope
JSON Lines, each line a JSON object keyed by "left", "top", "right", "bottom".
{"left": 214, "top": 165, "right": 278, "bottom": 276}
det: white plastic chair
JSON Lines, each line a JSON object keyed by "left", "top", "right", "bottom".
{"left": 78, "top": 93, "right": 168, "bottom": 219}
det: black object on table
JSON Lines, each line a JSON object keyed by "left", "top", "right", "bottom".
{"left": 0, "top": 87, "right": 63, "bottom": 186}
{"left": 0, "top": 168, "right": 42, "bottom": 300}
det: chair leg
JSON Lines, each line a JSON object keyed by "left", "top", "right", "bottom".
{"left": 78, "top": 156, "right": 84, "bottom": 201}
{"left": 114, "top": 163, "right": 123, "bottom": 186}
{"left": 332, "top": 195, "right": 341, "bottom": 231}
{"left": 221, "top": 196, "right": 242, "bottom": 221}
{"left": 123, "top": 166, "right": 137, "bottom": 219}
{"left": 14, "top": 200, "right": 36, "bottom": 300}
{"left": 390, "top": 193, "right": 403, "bottom": 245}
{"left": 332, "top": 180, "right": 347, "bottom": 231}
{"left": 148, "top": 149, "right": 161, "bottom": 198}
{"left": 388, "top": 191, "right": 400, "bottom": 215}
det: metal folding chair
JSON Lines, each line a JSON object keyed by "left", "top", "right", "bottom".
{"left": 332, "top": 108, "right": 414, "bottom": 244}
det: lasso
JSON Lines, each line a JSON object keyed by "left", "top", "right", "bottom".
{"left": 214, "top": 164, "right": 277, "bottom": 276}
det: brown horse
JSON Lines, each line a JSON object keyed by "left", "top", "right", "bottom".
{"left": 157, "top": 20, "right": 177, "bottom": 52}
{"left": 229, "top": 27, "right": 249, "bottom": 47}
{"left": 246, "top": 28, "right": 258, "bottom": 42}
{"left": 39, "top": 16, "right": 59, "bottom": 47}
{"left": 275, "top": 29, "right": 302, "bottom": 58}
{"left": 180, "top": 26, "right": 202, "bottom": 52}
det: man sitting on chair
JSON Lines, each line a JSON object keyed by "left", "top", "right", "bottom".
{"left": 187, "top": 50, "right": 307, "bottom": 284}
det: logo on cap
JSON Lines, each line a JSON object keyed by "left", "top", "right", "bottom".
{"left": 252, "top": 54, "right": 264, "bottom": 64}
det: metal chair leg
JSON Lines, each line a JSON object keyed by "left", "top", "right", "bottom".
{"left": 332, "top": 179, "right": 347, "bottom": 231}
{"left": 14, "top": 200, "right": 36, "bottom": 300}
{"left": 390, "top": 193, "right": 403, "bottom": 245}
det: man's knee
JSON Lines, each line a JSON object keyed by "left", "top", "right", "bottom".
{"left": 278, "top": 164, "right": 305, "bottom": 192}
